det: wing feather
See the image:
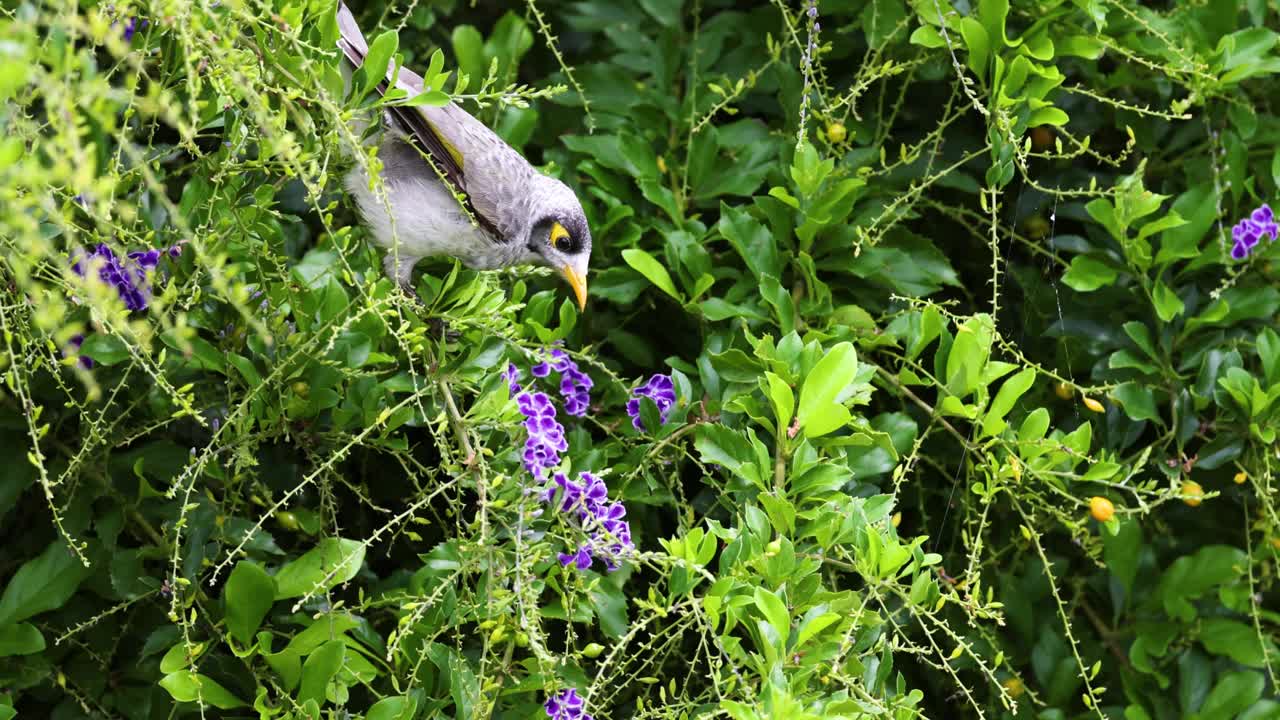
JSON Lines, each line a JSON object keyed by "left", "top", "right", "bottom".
{"left": 336, "top": 2, "right": 504, "bottom": 241}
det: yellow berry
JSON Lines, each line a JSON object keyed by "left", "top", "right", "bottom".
{"left": 1182, "top": 481, "right": 1203, "bottom": 507}
{"left": 1089, "top": 496, "right": 1114, "bottom": 522}
{"left": 656, "top": 155, "right": 668, "bottom": 174}
{"left": 891, "top": 512, "right": 902, "bottom": 528}
{"left": 291, "top": 380, "right": 309, "bottom": 397}
{"left": 1233, "top": 471, "right": 1247, "bottom": 485}
{"left": 1270, "top": 537, "right": 1280, "bottom": 550}
{"left": 1002, "top": 677, "right": 1025, "bottom": 699}
{"left": 1083, "top": 396, "right": 1104, "bottom": 413}
{"left": 1053, "top": 382, "right": 1074, "bottom": 400}
{"left": 826, "top": 122, "right": 847, "bottom": 144}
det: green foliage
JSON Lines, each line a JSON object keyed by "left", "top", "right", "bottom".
{"left": 2, "top": 0, "right": 1280, "bottom": 719}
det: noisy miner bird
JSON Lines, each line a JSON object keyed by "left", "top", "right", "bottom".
{"left": 335, "top": 2, "right": 592, "bottom": 310}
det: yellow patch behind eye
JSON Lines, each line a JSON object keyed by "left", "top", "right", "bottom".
{"left": 550, "top": 222, "right": 570, "bottom": 245}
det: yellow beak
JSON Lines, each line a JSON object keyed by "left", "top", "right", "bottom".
{"left": 561, "top": 264, "right": 588, "bottom": 311}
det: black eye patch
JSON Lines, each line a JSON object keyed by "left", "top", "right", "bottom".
{"left": 554, "top": 234, "right": 580, "bottom": 253}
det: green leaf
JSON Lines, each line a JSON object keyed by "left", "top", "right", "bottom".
{"left": 159, "top": 671, "right": 247, "bottom": 709}
{"left": 1062, "top": 255, "right": 1118, "bottom": 292}
{"left": 79, "top": 334, "right": 130, "bottom": 366}
{"left": 978, "top": 0, "right": 1010, "bottom": 46}
{"left": 1027, "top": 106, "right": 1069, "bottom": 127}
{"left": 1200, "top": 619, "right": 1269, "bottom": 668}
{"left": 361, "top": 30, "right": 399, "bottom": 98}
{"left": 0, "top": 540, "right": 93, "bottom": 627}
{"left": 1152, "top": 280, "right": 1185, "bottom": 322}
{"left": 980, "top": 367, "right": 1036, "bottom": 437}
{"left": 718, "top": 205, "right": 781, "bottom": 281}
{"left": 1199, "top": 671, "right": 1265, "bottom": 719}
{"left": 0, "top": 622, "right": 44, "bottom": 657}
{"left": 752, "top": 587, "right": 790, "bottom": 643}
{"left": 367, "top": 696, "right": 417, "bottom": 720}
{"left": 622, "top": 248, "right": 681, "bottom": 302}
{"left": 862, "top": 0, "right": 907, "bottom": 48}
{"left": 403, "top": 89, "right": 450, "bottom": 107}
{"left": 841, "top": 231, "right": 960, "bottom": 296}
{"left": 1258, "top": 328, "right": 1280, "bottom": 385}
{"left": 764, "top": 372, "right": 795, "bottom": 433}
{"left": 1123, "top": 321, "right": 1159, "bottom": 361}
{"left": 273, "top": 538, "right": 365, "bottom": 600}
{"left": 797, "top": 342, "right": 858, "bottom": 438}
{"left": 1113, "top": 382, "right": 1160, "bottom": 423}
{"left": 1158, "top": 545, "right": 1247, "bottom": 621}
{"left": 909, "top": 25, "right": 946, "bottom": 48}
{"left": 959, "top": 17, "right": 990, "bottom": 80}
{"left": 1158, "top": 185, "right": 1218, "bottom": 264}
{"left": 944, "top": 314, "right": 994, "bottom": 398}
{"left": 450, "top": 26, "right": 485, "bottom": 88}
{"left": 1102, "top": 519, "right": 1141, "bottom": 598}
{"left": 224, "top": 561, "right": 276, "bottom": 645}
{"left": 298, "top": 639, "right": 345, "bottom": 705}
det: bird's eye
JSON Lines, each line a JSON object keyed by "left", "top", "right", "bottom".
{"left": 550, "top": 222, "right": 573, "bottom": 253}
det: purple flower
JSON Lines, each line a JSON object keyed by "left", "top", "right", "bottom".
{"left": 557, "top": 545, "right": 593, "bottom": 570}
{"left": 516, "top": 391, "right": 567, "bottom": 478}
{"left": 545, "top": 689, "right": 593, "bottom": 720}
{"left": 66, "top": 334, "right": 94, "bottom": 369}
{"left": 541, "top": 349, "right": 593, "bottom": 416}
{"left": 503, "top": 363, "right": 522, "bottom": 394}
{"left": 71, "top": 243, "right": 181, "bottom": 312}
{"left": 542, "top": 472, "right": 634, "bottom": 572}
{"left": 626, "top": 374, "right": 676, "bottom": 431}
{"left": 1230, "top": 203, "right": 1277, "bottom": 261}
{"left": 120, "top": 17, "right": 148, "bottom": 42}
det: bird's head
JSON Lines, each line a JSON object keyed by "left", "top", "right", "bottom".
{"left": 525, "top": 175, "right": 592, "bottom": 311}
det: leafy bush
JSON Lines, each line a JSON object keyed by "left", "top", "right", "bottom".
{"left": 2, "top": 0, "right": 1278, "bottom": 718}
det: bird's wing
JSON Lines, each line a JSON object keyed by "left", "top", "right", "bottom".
{"left": 336, "top": 2, "right": 509, "bottom": 241}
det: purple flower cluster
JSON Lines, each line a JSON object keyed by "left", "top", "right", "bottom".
{"left": 1229, "top": 204, "right": 1278, "bottom": 261}
{"left": 507, "top": 353, "right": 637, "bottom": 572}
{"left": 545, "top": 689, "right": 592, "bottom": 720}
{"left": 544, "top": 471, "right": 634, "bottom": 572}
{"left": 516, "top": 389, "right": 568, "bottom": 478}
{"left": 532, "top": 349, "right": 593, "bottom": 416}
{"left": 72, "top": 243, "right": 180, "bottom": 311}
{"left": 626, "top": 374, "right": 676, "bottom": 431}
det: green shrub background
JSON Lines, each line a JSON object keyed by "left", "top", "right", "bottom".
{"left": 2, "top": 0, "right": 1279, "bottom": 718}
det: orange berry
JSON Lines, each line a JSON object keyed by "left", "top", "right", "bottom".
{"left": 1233, "top": 471, "right": 1247, "bottom": 485}
{"left": 1089, "top": 496, "right": 1114, "bottom": 522}
{"left": 1030, "top": 125, "right": 1054, "bottom": 150}
{"left": 1182, "top": 481, "right": 1203, "bottom": 507}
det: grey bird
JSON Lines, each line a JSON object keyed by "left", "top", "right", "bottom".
{"left": 335, "top": 2, "right": 592, "bottom": 310}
